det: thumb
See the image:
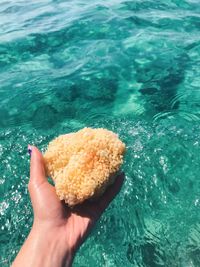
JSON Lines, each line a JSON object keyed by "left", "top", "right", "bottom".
{"left": 28, "top": 145, "right": 47, "bottom": 187}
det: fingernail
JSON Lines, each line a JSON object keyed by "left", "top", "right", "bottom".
{"left": 28, "top": 145, "right": 32, "bottom": 156}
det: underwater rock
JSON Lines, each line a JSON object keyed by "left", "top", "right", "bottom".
{"left": 32, "top": 104, "right": 58, "bottom": 129}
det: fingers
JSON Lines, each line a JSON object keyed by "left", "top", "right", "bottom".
{"left": 29, "top": 145, "right": 47, "bottom": 187}
{"left": 97, "top": 172, "right": 125, "bottom": 213}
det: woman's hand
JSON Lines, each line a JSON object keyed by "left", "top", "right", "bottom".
{"left": 12, "top": 146, "right": 124, "bottom": 267}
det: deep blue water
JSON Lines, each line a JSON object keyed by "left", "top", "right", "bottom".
{"left": 1, "top": 0, "right": 200, "bottom": 266}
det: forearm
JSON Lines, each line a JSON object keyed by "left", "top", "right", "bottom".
{"left": 12, "top": 223, "right": 74, "bottom": 267}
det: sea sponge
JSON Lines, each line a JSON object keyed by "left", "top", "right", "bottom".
{"left": 44, "top": 127, "right": 125, "bottom": 206}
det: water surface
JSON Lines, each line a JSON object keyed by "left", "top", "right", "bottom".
{"left": 0, "top": 0, "right": 200, "bottom": 266}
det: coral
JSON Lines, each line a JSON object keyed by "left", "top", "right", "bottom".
{"left": 44, "top": 128, "right": 125, "bottom": 206}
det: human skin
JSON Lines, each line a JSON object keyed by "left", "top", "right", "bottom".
{"left": 12, "top": 146, "right": 124, "bottom": 267}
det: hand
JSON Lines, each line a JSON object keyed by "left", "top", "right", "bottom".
{"left": 12, "top": 146, "right": 124, "bottom": 267}
{"left": 29, "top": 146, "right": 124, "bottom": 253}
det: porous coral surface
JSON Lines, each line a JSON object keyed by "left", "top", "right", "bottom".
{"left": 44, "top": 128, "right": 125, "bottom": 206}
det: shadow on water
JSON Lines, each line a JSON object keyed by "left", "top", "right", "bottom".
{"left": 136, "top": 49, "right": 188, "bottom": 116}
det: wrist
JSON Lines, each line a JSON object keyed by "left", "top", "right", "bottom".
{"left": 13, "top": 221, "right": 74, "bottom": 267}
{"left": 30, "top": 222, "right": 74, "bottom": 267}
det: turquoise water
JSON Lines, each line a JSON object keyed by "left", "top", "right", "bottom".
{"left": 1, "top": 0, "right": 200, "bottom": 266}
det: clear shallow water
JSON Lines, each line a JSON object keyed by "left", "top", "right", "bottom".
{"left": 0, "top": 0, "right": 200, "bottom": 266}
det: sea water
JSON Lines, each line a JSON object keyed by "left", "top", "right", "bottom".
{"left": 0, "top": 0, "right": 200, "bottom": 266}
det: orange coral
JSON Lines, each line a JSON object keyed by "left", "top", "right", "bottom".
{"left": 44, "top": 128, "right": 125, "bottom": 206}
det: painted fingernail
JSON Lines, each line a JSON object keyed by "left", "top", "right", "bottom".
{"left": 28, "top": 145, "right": 32, "bottom": 156}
